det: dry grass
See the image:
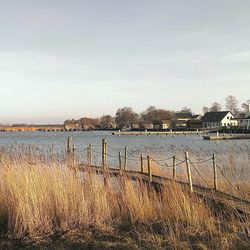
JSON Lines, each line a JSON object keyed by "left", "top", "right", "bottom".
{"left": 0, "top": 148, "right": 249, "bottom": 249}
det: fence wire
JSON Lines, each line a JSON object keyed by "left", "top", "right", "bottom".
{"left": 189, "top": 160, "right": 210, "bottom": 187}
{"left": 66, "top": 141, "right": 249, "bottom": 203}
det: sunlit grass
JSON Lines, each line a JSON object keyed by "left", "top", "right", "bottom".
{"left": 0, "top": 148, "right": 249, "bottom": 249}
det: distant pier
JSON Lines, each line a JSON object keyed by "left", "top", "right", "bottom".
{"left": 203, "top": 134, "right": 250, "bottom": 140}
{"left": 112, "top": 130, "right": 213, "bottom": 136}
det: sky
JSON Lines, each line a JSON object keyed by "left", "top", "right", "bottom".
{"left": 0, "top": 0, "right": 250, "bottom": 124}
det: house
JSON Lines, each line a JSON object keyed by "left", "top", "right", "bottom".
{"left": 173, "top": 112, "right": 193, "bottom": 128}
{"left": 64, "top": 123, "right": 81, "bottom": 131}
{"left": 202, "top": 111, "right": 238, "bottom": 129}
{"left": 152, "top": 120, "right": 161, "bottom": 130}
{"left": 186, "top": 114, "right": 203, "bottom": 129}
{"left": 131, "top": 123, "right": 140, "bottom": 130}
{"left": 161, "top": 120, "right": 171, "bottom": 129}
{"left": 142, "top": 122, "right": 153, "bottom": 130}
{"left": 186, "top": 119, "right": 203, "bottom": 129}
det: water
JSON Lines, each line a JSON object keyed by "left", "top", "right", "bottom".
{"left": 0, "top": 131, "right": 249, "bottom": 178}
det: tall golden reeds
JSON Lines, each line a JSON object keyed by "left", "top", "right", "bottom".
{"left": 0, "top": 148, "right": 249, "bottom": 249}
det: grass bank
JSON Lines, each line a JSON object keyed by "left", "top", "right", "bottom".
{"left": 0, "top": 148, "right": 249, "bottom": 249}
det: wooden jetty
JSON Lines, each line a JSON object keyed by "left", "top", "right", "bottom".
{"left": 204, "top": 134, "right": 250, "bottom": 140}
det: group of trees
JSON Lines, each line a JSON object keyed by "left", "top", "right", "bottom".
{"left": 64, "top": 115, "right": 116, "bottom": 129}
{"left": 65, "top": 95, "right": 249, "bottom": 130}
{"left": 115, "top": 106, "right": 175, "bottom": 129}
{"left": 64, "top": 106, "right": 176, "bottom": 129}
{"left": 203, "top": 95, "right": 250, "bottom": 116}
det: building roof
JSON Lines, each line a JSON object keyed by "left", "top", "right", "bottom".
{"left": 192, "top": 114, "right": 202, "bottom": 119}
{"left": 202, "top": 111, "right": 232, "bottom": 122}
{"left": 175, "top": 112, "right": 193, "bottom": 119}
{"left": 175, "top": 120, "right": 188, "bottom": 125}
{"left": 161, "top": 120, "right": 171, "bottom": 124}
{"left": 187, "top": 119, "right": 203, "bottom": 124}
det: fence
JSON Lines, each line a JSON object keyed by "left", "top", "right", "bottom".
{"left": 66, "top": 137, "right": 244, "bottom": 196}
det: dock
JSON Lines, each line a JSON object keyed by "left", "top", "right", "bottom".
{"left": 112, "top": 130, "right": 212, "bottom": 136}
{"left": 203, "top": 134, "right": 250, "bottom": 140}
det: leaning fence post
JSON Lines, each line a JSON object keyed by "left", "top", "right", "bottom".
{"left": 119, "top": 151, "right": 122, "bottom": 175}
{"left": 147, "top": 155, "right": 152, "bottom": 182}
{"left": 185, "top": 151, "right": 193, "bottom": 193}
{"left": 124, "top": 146, "right": 128, "bottom": 170}
{"left": 212, "top": 153, "right": 218, "bottom": 190}
{"left": 173, "top": 155, "right": 176, "bottom": 180}
{"left": 140, "top": 154, "right": 144, "bottom": 173}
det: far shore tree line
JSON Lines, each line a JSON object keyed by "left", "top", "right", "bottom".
{"left": 64, "top": 95, "right": 249, "bottom": 130}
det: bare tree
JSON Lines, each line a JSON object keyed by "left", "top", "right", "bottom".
{"left": 209, "top": 102, "right": 222, "bottom": 112}
{"left": 79, "top": 117, "right": 99, "bottom": 129}
{"left": 99, "top": 115, "right": 116, "bottom": 129}
{"left": 140, "top": 106, "right": 174, "bottom": 123}
{"left": 115, "top": 107, "right": 139, "bottom": 129}
{"left": 241, "top": 99, "right": 250, "bottom": 113}
{"left": 225, "top": 95, "right": 239, "bottom": 116}
{"left": 180, "top": 107, "right": 192, "bottom": 114}
{"left": 202, "top": 106, "right": 209, "bottom": 114}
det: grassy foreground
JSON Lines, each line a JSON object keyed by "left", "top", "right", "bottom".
{"left": 0, "top": 149, "right": 249, "bottom": 249}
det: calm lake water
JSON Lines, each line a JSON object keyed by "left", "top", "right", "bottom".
{"left": 0, "top": 131, "right": 250, "bottom": 178}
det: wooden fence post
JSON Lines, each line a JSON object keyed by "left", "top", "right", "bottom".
{"left": 124, "top": 146, "right": 127, "bottom": 170}
{"left": 185, "top": 151, "right": 193, "bottom": 193}
{"left": 104, "top": 140, "right": 108, "bottom": 169}
{"left": 147, "top": 155, "right": 152, "bottom": 182}
{"left": 173, "top": 155, "right": 176, "bottom": 180}
{"left": 102, "top": 139, "right": 107, "bottom": 170}
{"left": 87, "top": 145, "right": 90, "bottom": 166}
{"left": 67, "top": 136, "right": 72, "bottom": 153}
{"left": 140, "top": 155, "right": 144, "bottom": 173}
{"left": 72, "top": 144, "right": 76, "bottom": 170}
{"left": 87, "top": 144, "right": 92, "bottom": 167}
{"left": 119, "top": 151, "right": 122, "bottom": 175}
{"left": 212, "top": 153, "right": 218, "bottom": 190}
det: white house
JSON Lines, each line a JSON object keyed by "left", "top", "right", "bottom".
{"left": 202, "top": 111, "right": 238, "bottom": 129}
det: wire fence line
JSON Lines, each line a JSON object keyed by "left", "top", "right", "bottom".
{"left": 106, "top": 144, "right": 125, "bottom": 151}
{"left": 189, "top": 160, "right": 211, "bottom": 187}
{"left": 66, "top": 138, "right": 245, "bottom": 197}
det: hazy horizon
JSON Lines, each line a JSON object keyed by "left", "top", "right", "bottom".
{"left": 1, "top": 0, "right": 250, "bottom": 124}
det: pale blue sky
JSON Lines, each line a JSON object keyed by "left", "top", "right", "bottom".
{"left": 0, "top": 0, "right": 250, "bottom": 124}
